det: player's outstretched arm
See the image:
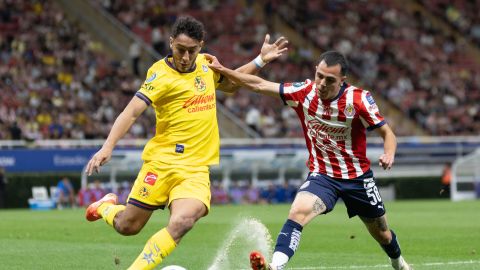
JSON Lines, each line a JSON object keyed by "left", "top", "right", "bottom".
{"left": 206, "top": 54, "right": 281, "bottom": 98}
{"left": 236, "top": 34, "right": 288, "bottom": 74}
{"left": 85, "top": 96, "right": 148, "bottom": 175}
{"left": 217, "top": 34, "right": 288, "bottom": 94}
{"left": 375, "top": 124, "right": 397, "bottom": 170}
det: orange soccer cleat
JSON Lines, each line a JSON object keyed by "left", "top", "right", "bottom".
{"left": 250, "top": 251, "right": 274, "bottom": 270}
{"left": 85, "top": 193, "right": 118, "bottom": 221}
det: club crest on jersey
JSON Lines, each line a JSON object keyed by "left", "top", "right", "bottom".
{"left": 344, "top": 103, "right": 356, "bottom": 117}
{"left": 138, "top": 186, "right": 150, "bottom": 199}
{"left": 144, "top": 172, "right": 157, "bottom": 186}
{"left": 145, "top": 72, "right": 157, "bottom": 83}
{"left": 202, "top": 64, "right": 208, "bottom": 72}
{"left": 194, "top": 76, "right": 206, "bottom": 92}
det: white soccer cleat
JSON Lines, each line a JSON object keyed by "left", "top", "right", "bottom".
{"left": 390, "top": 256, "right": 413, "bottom": 270}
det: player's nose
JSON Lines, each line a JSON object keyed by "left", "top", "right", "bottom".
{"left": 182, "top": 51, "right": 190, "bottom": 61}
{"left": 320, "top": 78, "right": 327, "bottom": 87}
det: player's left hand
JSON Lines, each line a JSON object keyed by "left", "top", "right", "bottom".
{"left": 85, "top": 147, "right": 112, "bottom": 176}
{"left": 205, "top": 53, "right": 225, "bottom": 72}
{"left": 260, "top": 34, "right": 288, "bottom": 63}
{"left": 378, "top": 153, "right": 394, "bottom": 170}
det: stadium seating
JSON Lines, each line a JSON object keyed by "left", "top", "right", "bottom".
{"left": 27, "top": 186, "right": 56, "bottom": 210}
{"left": 83, "top": 0, "right": 480, "bottom": 136}
{"left": 0, "top": 0, "right": 155, "bottom": 140}
{"left": 1, "top": 0, "right": 479, "bottom": 141}
{"left": 271, "top": 0, "right": 480, "bottom": 136}
{"left": 419, "top": 0, "right": 480, "bottom": 46}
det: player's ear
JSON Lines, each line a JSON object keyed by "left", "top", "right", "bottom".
{"left": 169, "top": 37, "right": 174, "bottom": 49}
{"left": 199, "top": 40, "right": 204, "bottom": 50}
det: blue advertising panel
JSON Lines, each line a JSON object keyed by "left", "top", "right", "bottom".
{"left": 0, "top": 149, "right": 98, "bottom": 172}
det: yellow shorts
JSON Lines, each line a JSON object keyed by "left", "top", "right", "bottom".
{"left": 127, "top": 160, "right": 211, "bottom": 211}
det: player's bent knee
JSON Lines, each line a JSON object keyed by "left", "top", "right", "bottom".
{"left": 287, "top": 205, "right": 311, "bottom": 223}
{"left": 170, "top": 215, "right": 196, "bottom": 230}
{"left": 168, "top": 215, "right": 197, "bottom": 235}
{"left": 116, "top": 224, "right": 142, "bottom": 236}
{"left": 115, "top": 219, "right": 144, "bottom": 236}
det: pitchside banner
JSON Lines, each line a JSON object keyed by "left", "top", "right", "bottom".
{"left": 0, "top": 149, "right": 98, "bottom": 172}
{"left": 0, "top": 141, "right": 475, "bottom": 173}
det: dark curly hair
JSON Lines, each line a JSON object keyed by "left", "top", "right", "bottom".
{"left": 171, "top": 16, "right": 205, "bottom": 41}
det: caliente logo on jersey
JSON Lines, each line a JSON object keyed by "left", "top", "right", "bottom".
{"left": 144, "top": 172, "right": 158, "bottom": 186}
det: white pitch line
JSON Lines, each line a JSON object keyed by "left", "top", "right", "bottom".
{"left": 237, "top": 260, "right": 480, "bottom": 270}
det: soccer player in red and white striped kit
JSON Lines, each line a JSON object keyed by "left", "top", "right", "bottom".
{"left": 206, "top": 51, "right": 413, "bottom": 270}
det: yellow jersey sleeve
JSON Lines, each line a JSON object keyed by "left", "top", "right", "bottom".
{"left": 136, "top": 63, "right": 167, "bottom": 105}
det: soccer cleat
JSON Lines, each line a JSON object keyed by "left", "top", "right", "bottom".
{"left": 390, "top": 256, "right": 413, "bottom": 270}
{"left": 250, "top": 251, "right": 275, "bottom": 270}
{"left": 85, "top": 193, "right": 118, "bottom": 221}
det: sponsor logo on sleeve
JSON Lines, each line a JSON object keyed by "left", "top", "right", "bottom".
{"left": 293, "top": 82, "right": 305, "bottom": 87}
{"left": 144, "top": 172, "right": 158, "bottom": 186}
{"left": 141, "top": 83, "right": 155, "bottom": 92}
{"left": 145, "top": 72, "right": 157, "bottom": 83}
{"left": 366, "top": 93, "right": 376, "bottom": 105}
{"left": 140, "top": 73, "right": 157, "bottom": 92}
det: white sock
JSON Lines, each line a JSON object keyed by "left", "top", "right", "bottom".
{"left": 271, "top": 251, "right": 289, "bottom": 270}
{"left": 390, "top": 255, "right": 406, "bottom": 270}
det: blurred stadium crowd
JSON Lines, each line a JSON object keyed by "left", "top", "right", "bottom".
{"left": 1, "top": 0, "right": 479, "bottom": 141}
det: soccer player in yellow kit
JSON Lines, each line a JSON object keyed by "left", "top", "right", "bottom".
{"left": 84, "top": 16, "right": 288, "bottom": 270}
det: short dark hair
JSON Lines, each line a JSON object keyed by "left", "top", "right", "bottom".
{"left": 171, "top": 16, "right": 205, "bottom": 41}
{"left": 319, "top": 51, "right": 349, "bottom": 76}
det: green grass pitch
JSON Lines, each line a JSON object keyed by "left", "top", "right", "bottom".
{"left": 0, "top": 200, "right": 479, "bottom": 269}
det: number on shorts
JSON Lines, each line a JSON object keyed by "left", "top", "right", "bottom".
{"left": 364, "top": 178, "right": 382, "bottom": 205}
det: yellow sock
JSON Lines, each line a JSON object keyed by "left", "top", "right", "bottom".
{"left": 98, "top": 203, "right": 125, "bottom": 227}
{"left": 128, "top": 228, "right": 177, "bottom": 270}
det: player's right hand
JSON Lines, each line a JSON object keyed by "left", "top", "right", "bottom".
{"left": 85, "top": 147, "right": 112, "bottom": 176}
{"left": 378, "top": 153, "right": 394, "bottom": 170}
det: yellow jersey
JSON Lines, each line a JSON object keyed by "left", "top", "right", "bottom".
{"left": 136, "top": 53, "right": 223, "bottom": 165}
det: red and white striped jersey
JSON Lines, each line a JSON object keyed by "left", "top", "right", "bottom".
{"left": 280, "top": 80, "right": 385, "bottom": 179}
